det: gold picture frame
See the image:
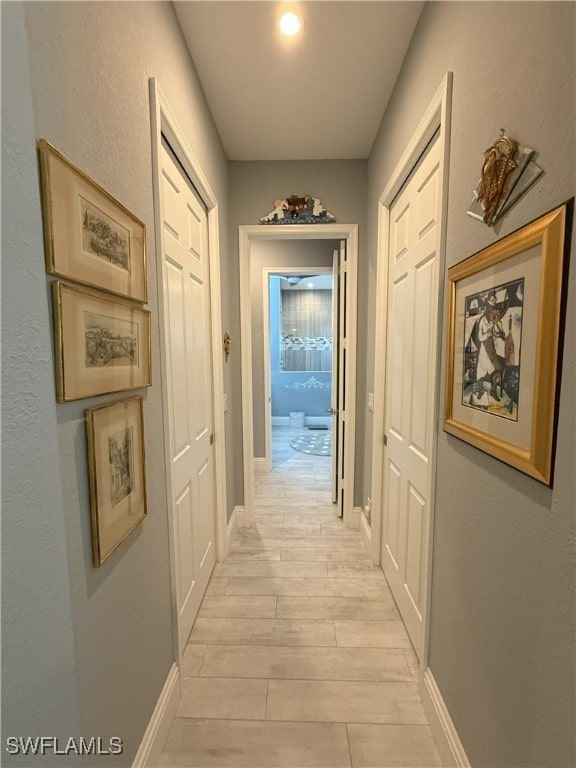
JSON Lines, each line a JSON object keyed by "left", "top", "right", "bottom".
{"left": 38, "top": 139, "right": 147, "bottom": 303}
{"left": 53, "top": 282, "right": 151, "bottom": 402}
{"left": 444, "top": 201, "right": 572, "bottom": 485}
{"left": 86, "top": 396, "right": 147, "bottom": 567}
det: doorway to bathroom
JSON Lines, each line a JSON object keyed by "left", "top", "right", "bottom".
{"left": 264, "top": 267, "right": 335, "bottom": 498}
{"left": 239, "top": 225, "right": 358, "bottom": 529}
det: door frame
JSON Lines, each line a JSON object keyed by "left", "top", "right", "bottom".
{"left": 369, "top": 73, "right": 452, "bottom": 670}
{"left": 262, "top": 265, "right": 333, "bottom": 473}
{"left": 149, "top": 78, "right": 228, "bottom": 660}
{"left": 239, "top": 224, "right": 358, "bottom": 529}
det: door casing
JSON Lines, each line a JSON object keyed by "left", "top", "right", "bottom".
{"left": 149, "top": 78, "right": 228, "bottom": 661}
{"left": 239, "top": 225, "right": 358, "bottom": 529}
{"left": 370, "top": 72, "right": 452, "bottom": 672}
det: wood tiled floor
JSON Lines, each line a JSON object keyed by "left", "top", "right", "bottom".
{"left": 160, "top": 427, "right": 442, "bottom": 767}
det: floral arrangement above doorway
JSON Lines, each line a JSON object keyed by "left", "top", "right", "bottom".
{"left": 260, "top": 195, "right": 335, "bottom": 224}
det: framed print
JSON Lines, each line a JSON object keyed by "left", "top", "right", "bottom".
{"left": 53, "top": 282, "right": 151, "bottom": 401}
{"left": 86, "top": 396, "right": 147, "bottom": 566}
{"left": 444, "top": 201, "right": 572, "bottom": 485}
{"left": 38, "top": 139, "right": 147, "bottom": 303}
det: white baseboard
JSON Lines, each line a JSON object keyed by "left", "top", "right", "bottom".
{"left": 227, "top": 506, "right": 247, "bottom": 541}
{"left": 253, "top": 457, "right": 267, "bottom": 473}
{"left": 271, "top": 416, "right": 331, "bottom": 428}
{"left": 345, "top": 506, "right": 361, "bottom": 531}
{"left": 306, "top": 416, "right": 331, "bottom": 427}
{"left": 360, "top": 510, "right": 371, "bottom": 555}
{"left": 132, "top": 663, "right": 180, "bottom": 768}
{"left": 421, "top": 667, "right": 470, "bottom": 768}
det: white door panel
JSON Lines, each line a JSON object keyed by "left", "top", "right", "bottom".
{"left": 381, "top": 135, "right": 441, "bottom": 658}
{"left": 161, "top": 143, "right": 216, "bottom": 652}
{"left": 331, "top": 251, "right": 339, "bottom": 504}
{"left": 335, "top": 240, "right": 348, "bottom": 518}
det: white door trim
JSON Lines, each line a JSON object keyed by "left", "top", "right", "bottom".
{"left": 239, "top": 224, "right": 358, "bottom": 529}
{"left": 149, "top": 78, "right": 228, "bottom": 660}
{"left": 370, "top": 72, "right": 452, "bottom": 670}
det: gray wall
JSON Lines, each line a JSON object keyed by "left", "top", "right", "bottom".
{"left": 2, "top": 2, "right": 229, "bottom": 764}
{"left": 229, "top": 161, "right": 368, "bottom": 501}
{"left": 1, "top": 6, "right": 81, "bottom": 763}
{"left": 366, "top": 3, "right": 575, "bottom": 766}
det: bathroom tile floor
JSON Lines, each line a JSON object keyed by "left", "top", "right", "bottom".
{"left": 159, "top": 427, "right": 442, "bottom": 767}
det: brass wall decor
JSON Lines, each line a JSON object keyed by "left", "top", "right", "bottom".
{"left": 223, "top": 332, "right": 231, "bottom": 362}
{"left": 477, "top": 129, "right": 518, "bottom": 225}
{"left": 468, "top": 129, "right": 543, "bottom": 227}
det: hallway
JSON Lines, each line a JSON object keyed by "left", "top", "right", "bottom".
{"left": 159, "top": 427, "right": 442, "bottom": 767}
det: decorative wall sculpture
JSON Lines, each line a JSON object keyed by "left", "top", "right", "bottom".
{"left": 467, "top": 129, "right": 543, "bottom": 227}
{"left": 260, "top": 195, "right": 335, "bottom": 224}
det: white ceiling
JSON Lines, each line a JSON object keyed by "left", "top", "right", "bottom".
{"left": 174, "top": 1, "right": 424, "bottom": 161}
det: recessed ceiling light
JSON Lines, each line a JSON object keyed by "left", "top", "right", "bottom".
{"left": 279, "top": 12, "right": 302, "bottom": 37}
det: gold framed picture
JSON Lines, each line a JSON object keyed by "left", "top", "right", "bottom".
{"left": 86, "top": 396, "right": 147, "bottom": 567}
{"left": 53, "top": 282, "right": 151, "bottom": 402}
{"left": 38, "top": 139, "right": 147, "bottom": 303}
{"left": 444, "top": 201, "right": 572, "bottom": 485}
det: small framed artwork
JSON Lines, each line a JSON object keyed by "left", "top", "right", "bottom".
{"left": 86, "top": 396, "right": 147, "bottom": 566}
{"left": 38, "top": 139, "right": 147, "bottom": 303}
{"left": 444, "top": 201, "right": 572, "bottom": 485}
{"left": 53, "top": 282, "right": 151, "bottom": 401}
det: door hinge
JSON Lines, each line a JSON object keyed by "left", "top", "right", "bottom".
{"left": 383, "top": 434, "right": 388, "bottom": 446}
{"left": 210, "top": 433, "right": 214, "bottom": 446}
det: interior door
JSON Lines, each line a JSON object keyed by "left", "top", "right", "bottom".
{"left": 380, "top": 135, "right": 441, "bottom": 659}
{"left": 334, "top": 240, "right": 348, "bottom": 517}
{"left": 160, "top": 141, "right": 216, "bottom": 652}
{"left": 331, "top": 251, "right": 339, "bottom": 504}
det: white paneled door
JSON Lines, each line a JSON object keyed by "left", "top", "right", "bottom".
{"left": 331, "top": 249, "right": 340, "bottom": 505}
{"left": 381, "top": 135, "right": 441, "bottom": 659}
{"left": 160, "top": 142, "right": 216, "bottom": 652}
